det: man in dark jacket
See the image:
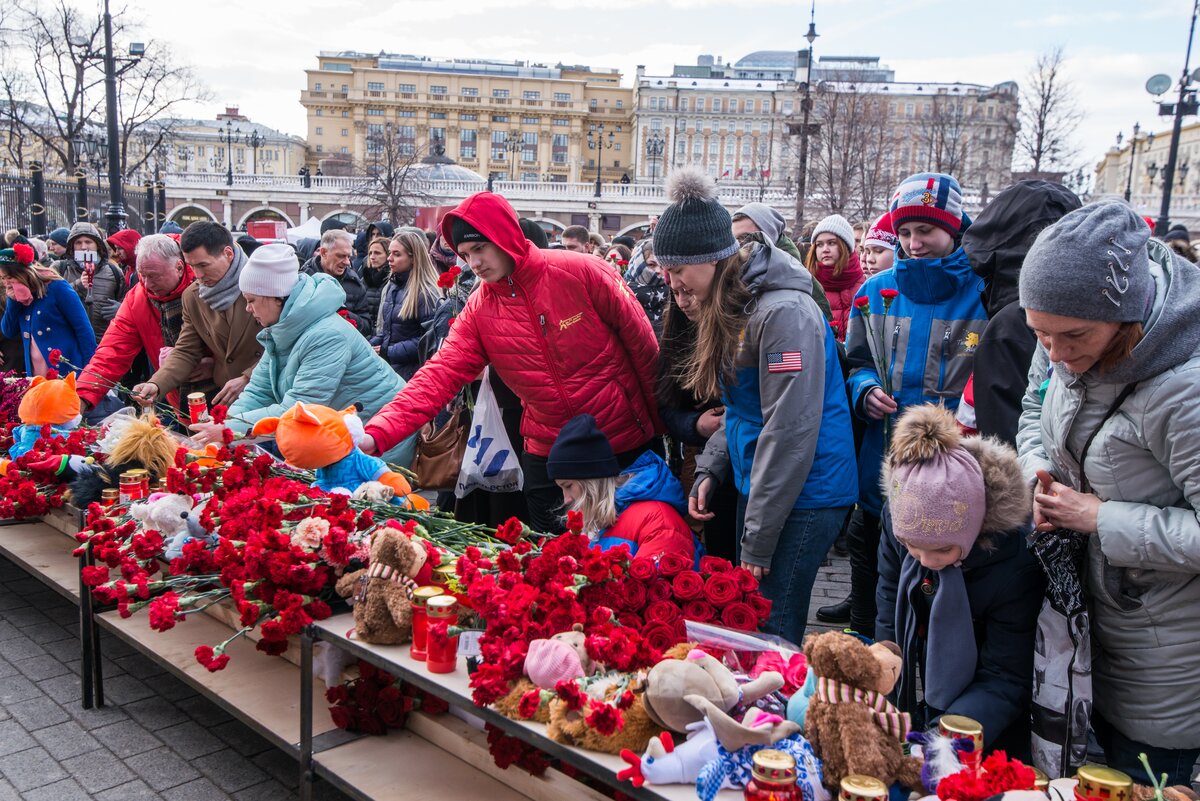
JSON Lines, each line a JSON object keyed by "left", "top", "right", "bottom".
{"left": 300, "top": 228, "right": 373, "bottom": 336}
{"left": 961, "top": 181, "right": 1080, "bottom": 444}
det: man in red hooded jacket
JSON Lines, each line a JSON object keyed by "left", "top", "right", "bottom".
{"left": 361, "top": 192, "right": 661, "bottom": 532}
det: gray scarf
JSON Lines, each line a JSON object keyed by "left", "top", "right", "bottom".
{"left": 197, "top": 245, "right": 247, "bottom": 312}
{"left": 896, "top": 558, "right": 976, "bottom": 713}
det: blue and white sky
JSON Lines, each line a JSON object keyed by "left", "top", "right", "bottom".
{"left": 75, "top": 0, "right": 1200, "bottom": 171}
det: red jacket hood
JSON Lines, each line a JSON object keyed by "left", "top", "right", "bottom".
{"left": 439, "top": 192, "right": 531, "bottom": 272}
{"left": 106, "top": 229, "right": 141, "bottom": 270}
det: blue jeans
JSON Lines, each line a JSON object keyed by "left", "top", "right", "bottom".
{"left": 735, "top": 497, "right": 850, "bottom": 647}
{"left": 1092, "top": 712, "right": 1200, "bottom": 786}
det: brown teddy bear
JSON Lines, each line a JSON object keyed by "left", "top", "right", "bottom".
{"left": 334, "top": 526, "right": 427, "bottom": 645}
{"left": 803, "top": 630, "right": 922, "bottom": 791}
{"left": 545, "top": 675, "right": 661, "bottom": 756}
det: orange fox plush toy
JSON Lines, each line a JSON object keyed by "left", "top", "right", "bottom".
{"left": 251, "top": 402, "right": 428, "bottom": 510}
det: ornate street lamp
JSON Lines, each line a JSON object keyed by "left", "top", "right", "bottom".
{"left": 587, "top": 124, "right": 615, "bottom": 198}
{"left": 645, "top": 132, "right": 665, "bottom": 186}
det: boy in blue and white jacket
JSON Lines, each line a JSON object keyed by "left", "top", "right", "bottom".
{"left": 838, "top": 173, "right": 989, "bottom": 636}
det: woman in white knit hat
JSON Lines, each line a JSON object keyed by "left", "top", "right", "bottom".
{"left": 189, "top": 243, "right": 417, "bottom": 466}
{"left": 803, "top": 213, "right": 865, "bottom": 343}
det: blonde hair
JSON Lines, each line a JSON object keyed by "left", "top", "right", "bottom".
{"left": 674, "top": 249, "right": 752, "bottom": 403}
{"left": 563, "top": 475, "right": 626, "bottom": 537}
{"left": 391, "top": 231, "right": 441, "bottom": 320}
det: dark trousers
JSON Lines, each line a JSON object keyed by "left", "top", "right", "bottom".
{"left": 846, "top": 507, "right": 882, "bottom": 637}
{"left": 1093, "top": 713, "right": 1200, "bottom": 787}
{"left": 521, "top": 437, "right": 663, "bottom": 535}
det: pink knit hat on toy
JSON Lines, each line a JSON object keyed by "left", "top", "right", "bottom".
{"left": 525, "top": 638, "right": 584, "bottom": 689}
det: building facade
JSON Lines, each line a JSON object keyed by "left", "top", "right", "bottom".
{"left": 1095, "top": 119, "right": 1200, "bottom": 208}
{"left": 300, "top": 52, "right": 634, "bottom": 185}
{"left": 152, "top": 107, "right": 307, "bottom": 180}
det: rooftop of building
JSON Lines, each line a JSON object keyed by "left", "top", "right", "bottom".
{"left": 314, "top": 52, "right": 619, "bottom": 80}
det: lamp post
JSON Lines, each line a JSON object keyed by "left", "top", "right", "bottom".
{"left": 246, "top": 129, "right": 264, "bottom": 175}
{"left": 790, "top": 2, "right": 819, "bottom": 233}
{"left": 100, "top": 0, "right": 126, "bottom": 233}
{"left": 1119, "top": 123, "right": 1154, "bottom": 202}
{"left": 1149, "top": 0, "right": 1200, "bottom": 235}
{"left": 1148, "top": 160, "right": 1160, "bottom": 193}
{"left": 587, "top": 124, "right": 614, "bottom": 198}
{"left": 221, "top": 119, "right": 242, "bottom": 186}
{"left": 646, "top": 132, "right": 665, "bottom": 186}
{"left": 503, "top": 132, "right": 521, "bottom": 181}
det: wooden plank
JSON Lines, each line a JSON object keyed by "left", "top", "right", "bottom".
{"left": 0, "top": 521, "right": 81, "bottom": 600}
{"left": 41, "top": 506, "right": 83, "bottom": 540}
{"left": 314, "top": 726, "right": 535, "bottom": 801}
{"left": 97, "top": 607, "right": 339, "bottom": 751}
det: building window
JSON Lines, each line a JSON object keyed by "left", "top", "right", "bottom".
{"left": 522, "top": 116, "right": 539, "bottom": 124}
{"left": 314, "top": 83, "right": 322, "bottom": 91}
{"left": 649, "top": 97, "right": 658, "bottom": 110}
{"left": 493, "top": 89, "right": 510, "bottom": 98}
{"left": 396, "top": 126, "right": 415, "bottom": 155}
{"left": 341, "top": 146, "right": 348, "bottom": 155}
{"left": 614, "top": 142, "right": 622, "bottom": 151}
{"left": 680, "top": 97, "right": 689, "bottom": 111}
{"left": 367, "top": 81, "right": 384, "bottom": 91}
{"left": 462, "top": 87, "right": 479, "bottom": 96}
{"left": 315, "top": 145, "right": 323, "bottom": 152}
{"left": 399, "top": 83, "right": 416, "bottom": 93}
{"left": 341, "top": 110, "right": 348, "bottom": 117}
{"left": 491, "top": 114, "right": 508, "bottom": 123}
{"left": 315, "top": 127, "right": 323, "bottom": 135}
{"left": 651, "top": 118, "right": 663, "bottom": 131}
{"left": 431, "top": 111, "right": 447, "bottom": 119}
{"left": 460, "top": 113, "right": 477, "bottom": 121}
{"left": 366, "top": 123, "right": 384, "bottom": 154}
{"left": 554, "top": 92, "right": 571, "bottom": 102}
{"left": 460, "top": 129, "right": 477, "bottom": 159}
{"left": 367, "top": 108, "right": 384, "bottom": 116}
{"left": 728, "top": 99, "right": 738, "bottom": 114}
{"left": 315, "top": 109, "right": 323, "bottom": 116}
{"left": 340, "top": 128, "right": 348, "bottom": 136}
{"left": 905, "top": 103, "right": 914, "bottom": 117}
{"left": 696, "top": 97, "right": 706, "bottom": 112}
{"left": 340, "top": 84, "right": 348, "bottom": 93}
{"left": 430, "top": 85, "right": 448, "bottom": 95}
{"left": 523, "top": 90, "right": 541, "bottom": 100}
{"left": 713, "top": 98, "right": 723, "bottom": 113}
{"left": 398, "top": 110, "right": 415, "bottom": 117}
{"left": 552, "top": 133, "right": 568, "bottom": 163}
{"left": 589, "top": 99, "right": 598, "bottom": 109}
{"left": 491, "top": 131, "right": 508, "bottom": 161}
{"left": 552, "top": 118, "right": 569, "bottom": 126}
{"left": 522, "top": 131, "right": 538, "bottom": 162}
{"left": 430, "top": 127, "right": 446, "bottom": 148}
{"left": 616, "top": 99, "right": 623, "bottom": 108}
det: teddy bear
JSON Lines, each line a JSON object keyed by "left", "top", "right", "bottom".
{"left": 128, "top": 493, "right": 214, "bottom": 560}
{"left": 545, "top": 675, "right": 662, "bottom": 756}
{"left": 251, "top": 402, "right": 428, "bottom": 510}
{"left": 643, "top": 648, "right": 786, "bottom": 735}
{"left": 524, "top": 624, "right": 597, "bottom": 690}
{"left": 802, "top": 630, "right": 923, "bottom": 792}
{"left": 333, "top": 525, "right": 428, "bottom": 645}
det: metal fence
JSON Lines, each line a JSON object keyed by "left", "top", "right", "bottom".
{"left": 0, "top": 167, "right": 164, "bottom": 236}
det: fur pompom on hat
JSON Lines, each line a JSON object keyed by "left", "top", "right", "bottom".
{"left": 652, "top": 166, "right": 738, "bottom": 267}
{"left": 882, "top": 405, "right": 1030, "bottom": 558}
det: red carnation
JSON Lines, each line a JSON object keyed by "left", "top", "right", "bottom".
{"left": 585, "top": 701, "right": 623, "bottom": 736}
{"left": 517, "top": 689, "right": 542, "bottom": 719}
{"left": 879, "top": 288, "right": 899, "bottom": 301}
{"left": 854, "top": 295, "right": 870, "bottom": 309}
{"left": 671, "top": 570, "right": 704, "bottom": 601}
{"left": 47, "top": 349, "right": 63, "bottom": 367}
{"left": 210, "top": 405, "right": 228, "bottom": 424}
{"left": 703, "top": 573, "right": 741, "bottom": 605}
{"left": 554, "top": 680, "right": 585, "bottom": 711}
{"left": 566, "top": 510, "right": 583, "bottom": 534}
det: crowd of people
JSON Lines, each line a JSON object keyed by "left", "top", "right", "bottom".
{"left": 2, "top": 164, "right": 1199, "bottom": 781}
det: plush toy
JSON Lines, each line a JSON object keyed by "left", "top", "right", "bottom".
{"left": 802, "top": 630, "right": 923, "bottom": 791}
{"left": 251, "top": 402, "right": 428, "bottom": 511}
{"left": 643, "top": 648, "right": 786, "bottom": 735}
{"left": 333, "top": 525, "right": 426, "bottom": 645}
{"left": 524, "top": 624, "right": 597, "bottom": 689}
{"left": 1, "top": 373, "right": 82, "bottom": 471}
{"left": 544, "top": 679, "right": 661, "bottom": 756}
{"left": 127, "top": 493, "right": 214, "bottom": 561}
{"left": 68, "top": 412, "right": 180, "bottom": 507}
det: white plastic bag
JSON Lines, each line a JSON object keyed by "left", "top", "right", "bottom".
{"left": 455, "top": 369, "right": 523, "bottom": 498}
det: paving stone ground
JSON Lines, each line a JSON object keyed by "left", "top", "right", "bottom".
{"left": 0, "top": 557, "right": 354, "bottom": 801}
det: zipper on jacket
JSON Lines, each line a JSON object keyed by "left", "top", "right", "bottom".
{"left": 536, "top": 312, "right": 575, "bottom": 416}
{"left": 936, "top": 326, "right": 951, "bottom": 394}
{"left": 507, "top": 276, "right": 516, "bottom": 298}
{"left": 888, "top": 323, "right": 901, "bottom": 393}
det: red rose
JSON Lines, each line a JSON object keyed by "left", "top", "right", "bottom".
{"left": 703, "top": 573, "right": 741, "bottom": 605}
{"left": 657, "top": 552, "right": 690, "bottom": 577}
{"left": 647, "top": 579, "right": 674, "bottom": 603}
{"left": 617, "top": 579, "right": 647, "bottom": 611}
{"left": 627, "top": 557, "right": 656, "bottom": 582}
{"left": 641, "top": 622, "right": 679, "bottom": 652}
{"left": 748, "top": 593, "right": 772, "bottom": 622}
{"left": 721, "top": 602, "right": 758, "bottom": 631}
{"left": 733, "top": 567, "right": 759, "bottom": 593}
{"left": 682, "top": 600, "right": 716, "bottom": 623}
{"left": 329, "top": 704, "right": 355, "bottom": 730}
{"left": 671, "top": 570, "right": 704, "bottom": 601}
{"left": 699, "top": 555, "right": 733, "bottom": 574}
{"left": 644, "top": 600, "right": 681, "bottom": 626}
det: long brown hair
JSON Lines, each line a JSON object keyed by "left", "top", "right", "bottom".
{"left": 0, "top": 263, "right": 62, "bottom": 300}
{"left": 1096, "top": 321, "right": 1144, "bottom": 374}
{"left": 671, "top": 250, "right": 752, "bottom": 403}
{"left": 804, "top": 233, "right": 850, "bottom": 279}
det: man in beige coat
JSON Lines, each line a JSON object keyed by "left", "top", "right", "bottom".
{"left": 132, "top": 222, "right": 264, "bottom": 408}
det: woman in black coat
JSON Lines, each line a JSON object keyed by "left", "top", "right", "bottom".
{"left": 370, "top": 231, "right": 439, "bottom": 380}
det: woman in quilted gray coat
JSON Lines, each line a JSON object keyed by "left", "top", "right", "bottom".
{"left": 1016, "top": 201, "right": 1200, "bottom": 783}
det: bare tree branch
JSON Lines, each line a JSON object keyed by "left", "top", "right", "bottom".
{"left": 341, "top": 124, "right": 437, "bottom": 223}
{"left": 1015, "top": 46, "right": 1082, "bottom": 176}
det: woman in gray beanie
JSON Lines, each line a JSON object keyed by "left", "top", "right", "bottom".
{"left": 1016, "top": 200, "right": 1200, "bottom": 781}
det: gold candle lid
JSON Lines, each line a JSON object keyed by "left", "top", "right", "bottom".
{"left": 1076, "top": 765, "right": 1133, "bottom": 800}
{"left": 412, "top": 586, "right": 445, "bottom": 607}
{"left": 939, "top": 714, "right": 984, "bottom": 742}
{"left": 839, "top": 775, "right": 888, "bottom": 800}
{"left": 187, "top": 392, "right": 206, "bottom": 402}
{"left": 432, "top": 564, "right": 456, "bottom": 584}
{"left": 751, "top": 750, "right": 796, "bottom": 784}
{"left": 1032, "top": 768, "right": 1049, "bottom": 790}
{"left": 101, "top": 488, "right": 119, "bottom": 498}
{"left": 119, "top": 471, "right": 140, "bottom": 483}
{"left": 426, "top": 595, "right": 457, "bottom": 617}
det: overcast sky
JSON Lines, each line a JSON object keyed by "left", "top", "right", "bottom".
{"left": 45, "top": 0, "right": 1200, "bottom": 177}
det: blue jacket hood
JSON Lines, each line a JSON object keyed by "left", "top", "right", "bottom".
{"left": 893, "top": 246, "right": 980, "bottom": 305}
{"left": 265, "top": 272, "right": 347, "bottom": 353}
{"left": 615, "top": 451, "right": 688, "bottom": 516}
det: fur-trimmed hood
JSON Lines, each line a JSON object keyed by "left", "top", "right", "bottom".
{"left": 882, "top": 404, "right": 1031, "bottom": 540}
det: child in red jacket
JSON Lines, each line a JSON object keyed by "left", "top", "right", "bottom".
{"left": 548, "top": 414, "right": 698, "bottom": 563}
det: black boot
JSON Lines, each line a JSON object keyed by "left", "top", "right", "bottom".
{"left": 815, "top": 597, "right": 851, "bottom": 624}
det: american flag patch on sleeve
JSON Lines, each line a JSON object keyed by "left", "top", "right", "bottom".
{"left": 767, "top": 351, "right": 803, "bottom": 372}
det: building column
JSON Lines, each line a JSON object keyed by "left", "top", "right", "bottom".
{"left": 222, "top": 199, "right": 233, "bottom": 228}
{"left": 588, "top": 212, "right": 601, "bottom": 234}
{"left": 299, "top": 202, "right": 310, "bottom": 223}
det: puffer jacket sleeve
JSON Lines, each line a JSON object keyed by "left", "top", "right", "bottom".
{"left": 1015, "top": 343, "right": 1053, "bottom": 482}
{"left": 737, "top": 301, "right": 828, "bottom": 568}
{"left": 364, "top": 296, "right": 488, "bottom": 455}
{"left": 77, "top": 298, "right": 143, "bottom": 407}
{"left": 844, "top": 293, "right": 882, "bottom": 416}
{"left": 630, "top": 504, "right": 697, "bottom": 563}
{"left": 585, "top": 265, "right": 661, "bottom": 427}
{"left": 944, "top": 547, "right": 1044, "bottom": 746}
{"left": 1095, "top": 369, "right": 1200, "bottom": 572}
{"left": 228, "top": 326, "right": 351, "bottom": 433}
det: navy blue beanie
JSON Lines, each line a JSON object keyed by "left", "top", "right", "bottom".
{"left": 49, "top": 227, "right": 70, "bottom": 247}
{"left": 547, "top": 414, "right": 619, "bottom": 480}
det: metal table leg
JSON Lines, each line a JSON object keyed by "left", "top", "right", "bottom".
{"left": 78, "top": 552, "right": 95, "bottom": 709}
{"left": 299, "top": 626, "right": 314, "bottom": 801}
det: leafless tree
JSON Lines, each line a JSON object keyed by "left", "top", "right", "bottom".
{"left": 344, "top": 123, "right": 438, "bottom": 224}
{"left": 915, "top": 94, "right": 973, "bottom": 182}
{"left": 0, "top": 0, "right": 208, "bottom": 178}
{"left": 1015, "top": 46, "right": 1082, "bottom": 176}
{"left": 117, "top": 54, "right": 209, "bottom": 180}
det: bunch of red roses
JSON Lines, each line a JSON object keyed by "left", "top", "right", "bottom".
{"left": 326, "top": 660, "right": 413, "bottom": 735}
{"left": 485, "top": 723, "right": 550, "bottom": 776}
